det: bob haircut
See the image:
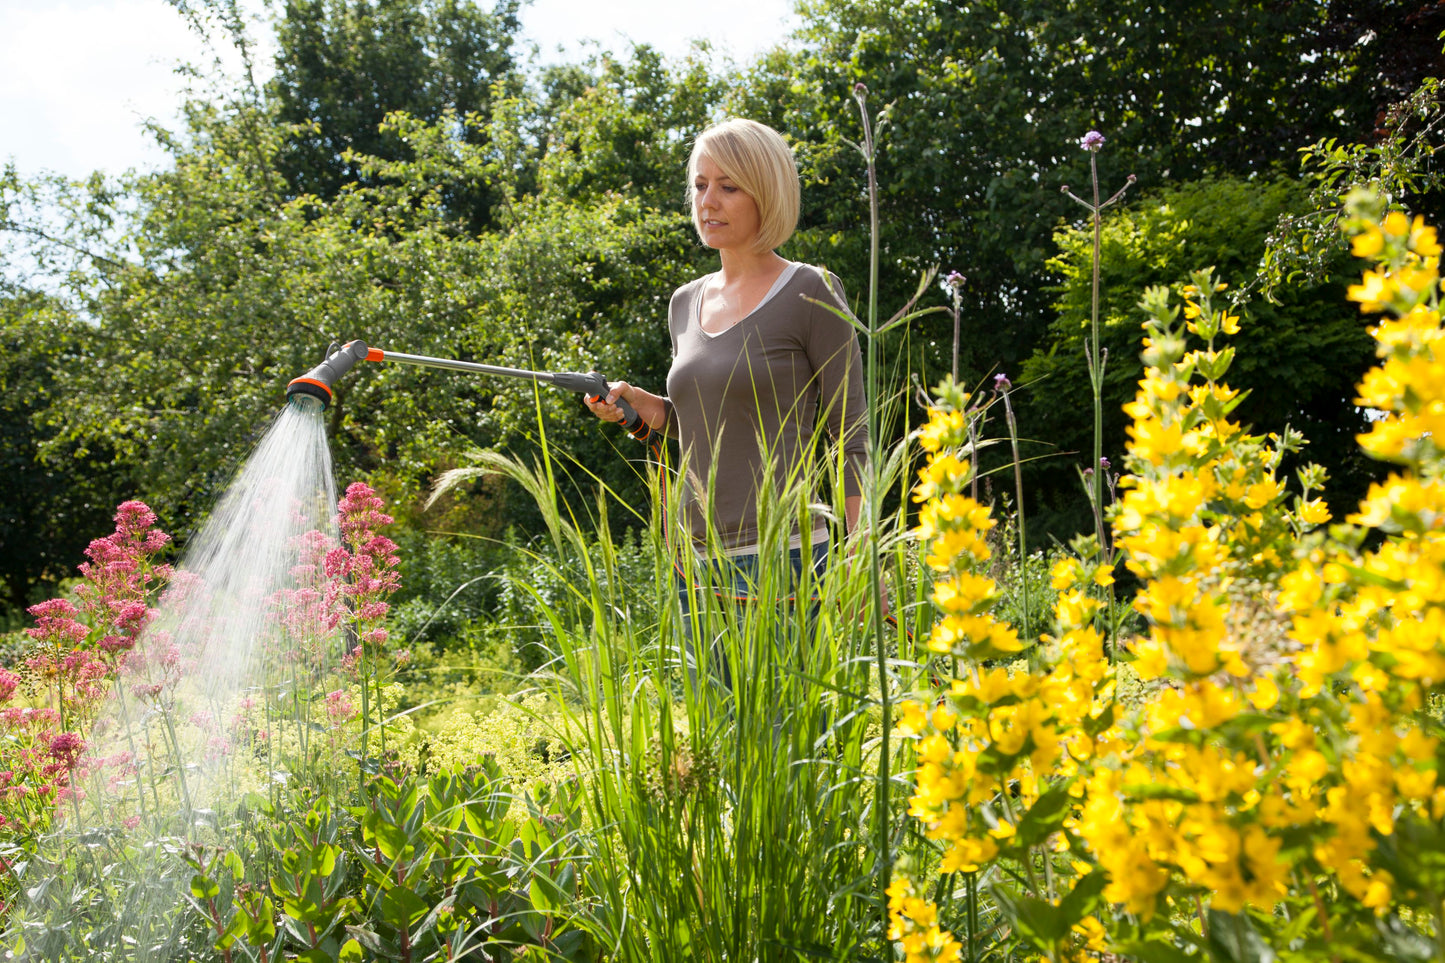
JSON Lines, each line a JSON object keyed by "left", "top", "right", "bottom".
{"left": 687, "top": 119, "right": 800, "bottom": 253}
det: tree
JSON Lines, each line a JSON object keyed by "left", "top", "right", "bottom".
{"left": 268, "top": 0, "right": 521, "bottom": 220}
{"left": 0, "top": 292, "right": 131, "bottom": 613}
{"left": 736, "top": 0, "right": 1390, "bottom": 395}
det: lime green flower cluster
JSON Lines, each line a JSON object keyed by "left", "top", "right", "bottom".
{"left": 891, "top": 200, "right": 1445, "bottom": 959}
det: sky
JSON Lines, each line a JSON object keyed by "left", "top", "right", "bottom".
{"left": 0, "top": 0, "right": 800, "bottom": 182}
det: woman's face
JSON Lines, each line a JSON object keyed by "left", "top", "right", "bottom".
{"left": 692, "top": 154, "right": 761, "bottom": 252}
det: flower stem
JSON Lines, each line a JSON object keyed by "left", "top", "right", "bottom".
{"left": 853, "top": 83, "right": 893, "bottom": 930}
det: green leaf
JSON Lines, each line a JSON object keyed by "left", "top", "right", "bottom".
{"left": 989, "top": 883, "right": 1068, "bottom": 946}
{"left": 1205, "top": 908, "right": 1277, "bottom": 963}
{"left": 190, "top": 873, "right": 221, "bottom": 902}
{"left": 378, "top": 885, "right": 431, "bottom": 928}
{"left": 1114, "top": 938, "right": 1197, "bottom": 963}
{"left": 1014, "top": 782, "right": 1074, "bottom": 848}
{"left": 1058, "top": 870, "right": 1108, "bottom": 922}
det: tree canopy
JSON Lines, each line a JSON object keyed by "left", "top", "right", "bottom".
{"left": 1, "top": 0, "right": 1440, "bottom": 610}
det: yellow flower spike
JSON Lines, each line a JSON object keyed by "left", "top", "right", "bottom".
{"left": 1073, "top": 915, "right": 1109, "bottom": 952}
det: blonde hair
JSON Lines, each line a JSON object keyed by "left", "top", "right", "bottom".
{"left": 687, "top": 119, "right": 800, "bottom": 253}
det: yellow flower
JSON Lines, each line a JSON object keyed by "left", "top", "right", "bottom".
{"left": 918, "top": 407, "right": 969, "bottom": 452}
{"left": 1297, "top": 498, "right": 1331, "bottom": 526}
{"left": 1351, "top": 224, "right": 1385, "bottom": 258}
{"left": 1243, "top": 478, "right": 1282, "bottom": 510}
{"left": 1347, "top": 270, "right": 1392, "bottom": 312}
{"left": 1248, "top": 675, "right": 1279, "bottom": 710}
{"left": 940, "top": 834, "right": 999, "bottom": 873}
{"left": 1409, "top": 215, "right": 1442, "bottom": 257}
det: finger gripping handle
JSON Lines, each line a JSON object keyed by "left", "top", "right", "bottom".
{"left": 557, "top": 370, "right": 644, "bottom": 433}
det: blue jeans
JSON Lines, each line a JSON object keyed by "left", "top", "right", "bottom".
{"left": 677, "top": 541, "right": 829, "bottom": 688}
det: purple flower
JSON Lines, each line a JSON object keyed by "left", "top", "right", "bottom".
{"left": 944, "top": 270, "right": 965, "bottom": 290}
{"left": 994, "top": 372, "right": 1011, "bottom": 391}
{"left": 1081, "top": 130, "right": 1105, "bottom": 152}
{"left": 1099, "top": 457, "right": 1111, "bottom": 470}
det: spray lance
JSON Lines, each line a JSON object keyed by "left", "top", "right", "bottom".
{"left": 286, "top": 340, "right": 655, "bottom": 443}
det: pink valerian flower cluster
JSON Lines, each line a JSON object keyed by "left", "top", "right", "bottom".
{"left": 5, "top": 501, "right": 172, "bottom": 840}
{"left": 73, "top": 501, "right": 173, "bottom": 658}
{"left": 329, "top": 483, "right": 402, "bottom": 671}
{"left": 265, "top": 527, "right": 342, "bottom": 671}
{"left": 0, "top": 707, "right": 82, "bottom": 835}
{"left": 324, "top": 688, "right": 357, "bottom": 725}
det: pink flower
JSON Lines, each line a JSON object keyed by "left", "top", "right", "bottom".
{"left": 324, "top": 547, "right": 350, "bottom": 579}
{"left": 26, "top": 599, "right": 89, "bottom": 647}
{"left": 113, "top": 501, "right": 159, "bottom": 537}
{"left": 99, "top": 634, "right": 136, "bottom": 655}
{"left": 356, "top": 601, "right": 390, "bottom": 621}
{"left": 0, "top": 670, "right": 17, "bottom": 704}
{"left": 46, "top": 732, "right": 86, "bottom": 770}
{"left": 324, "top": 689, "right": 356, "bottom": 724}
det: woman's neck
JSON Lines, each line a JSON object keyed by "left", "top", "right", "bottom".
{"left": 715, "top": 247, "right": 787, "bottom": 285}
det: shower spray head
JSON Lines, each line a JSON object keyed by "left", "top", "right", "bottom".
{"left": 286, "top": 340, "right": 372, "bottom": 408}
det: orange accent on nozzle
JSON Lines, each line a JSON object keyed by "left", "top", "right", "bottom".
{"left": 366, "top": 347, "right": 385, "bottom": 362}
{"left": 287, "top": 377, "right": 334, "bottom": 398}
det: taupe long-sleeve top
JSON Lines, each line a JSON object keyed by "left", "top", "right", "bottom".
{"left": 659, "top": 262, "right": 869, "bottom": 554}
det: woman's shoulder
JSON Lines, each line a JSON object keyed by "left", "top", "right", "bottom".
{"left": 668, "top": 274, "right": 712, "bottom": 316}
{"left": 671, "top": 273, "right": 713, "bottom": 300}
{"left": 785, "top": 261, "right": 848, "bottom": 307}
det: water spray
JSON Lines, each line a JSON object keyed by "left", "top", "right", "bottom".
{"left": 287, "top": 340, "right": 652, "bottom": 440}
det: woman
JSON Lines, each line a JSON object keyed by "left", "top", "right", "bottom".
{"left": 585, "top": 118, "right": 868, "bottom": 616}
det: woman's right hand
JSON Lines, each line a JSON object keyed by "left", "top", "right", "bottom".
{"left": 584, "top": 381, "right": 634, "bottom": 425}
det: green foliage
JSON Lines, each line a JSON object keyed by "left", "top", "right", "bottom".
{"left": 464, "top": 420, "right": 921, "bottom": 960}
{"left": 0, "top": 292, "right": 129, "bottom": 612}
{"left": 1264, "top": 73, "right": 1445, "bottom": 295}
{"left": 1018, "top": 175, "right": 1376, "bottom": 540}
{"left": 744, "top": 0, "right": 1386, "bottom": 392}
{"left": 423, "top": 691, "right": 577, "bottom": 815}
{"left": 7, "top": 764, "right": 595, "bottom": 962}
{"left": 269, "top": 0, "right": 522, "bottom": 213}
